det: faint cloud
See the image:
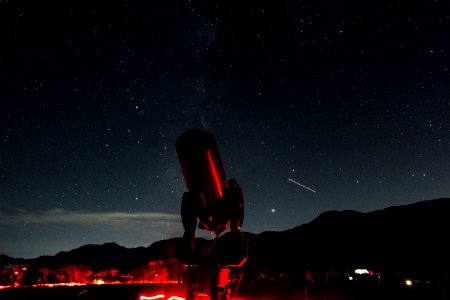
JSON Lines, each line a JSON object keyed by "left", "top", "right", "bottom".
{"left": 0, "top": 207, "right": 181, "bottom": 228}
{"left": 0, "top": 208, "right": 184, "bottom": 258}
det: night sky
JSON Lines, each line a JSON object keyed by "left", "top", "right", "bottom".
{"left": 1, "top": 0, "right": 449, "bottom": 259}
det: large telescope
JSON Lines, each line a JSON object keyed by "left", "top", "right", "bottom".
{"left": 175, "top": 128, "right": 227, "bottom": 205}
{"left": 175, "top": 129, "right": 246, "bottom": 300}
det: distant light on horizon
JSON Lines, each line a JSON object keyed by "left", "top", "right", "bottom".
{"left": 405, "top": 279, "right": 413, "bottom": 286}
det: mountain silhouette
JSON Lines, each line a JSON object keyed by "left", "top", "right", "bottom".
{"left": 1, "top": 198, "right": 449, "bottom": 283}
{"left": 247, "top": 197, "right": 450, "bottom": 280}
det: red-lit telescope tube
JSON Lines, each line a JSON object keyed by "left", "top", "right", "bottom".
{"left": 175, "top": 129, "right": 227, "bottom": 205}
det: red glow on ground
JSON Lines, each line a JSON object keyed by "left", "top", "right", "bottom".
{"left": 206, "top": 149, "right": 223, "bottom": 199}
{"left": 139, "top": 294, "right": 185, "bottom": 300}
{"left": 140, "top": 295, "right": 164, "bottom": 300}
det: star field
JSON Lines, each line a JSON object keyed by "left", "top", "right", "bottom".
{"left": 1, "top": 0, "right": 449, "bottom": 258}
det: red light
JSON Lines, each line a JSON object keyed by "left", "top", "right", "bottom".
{"left": 140, "top": 295, "right": 164, "bottom": 300}
{"left": 206, "top": 149, "right": 223, "bottom": 198}
{"left": 369, "top": 271, "right": 374, "bottom": 276}
{"left": 139, "top": 295, "right": 185, "bottom": 300}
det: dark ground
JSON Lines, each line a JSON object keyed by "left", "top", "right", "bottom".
{"left": 0, "top": 281, "right": 448, "bottom": 300}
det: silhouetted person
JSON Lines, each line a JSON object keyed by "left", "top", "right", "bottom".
{"left": 223, "top": 178, "right": 244, "bottom": 234}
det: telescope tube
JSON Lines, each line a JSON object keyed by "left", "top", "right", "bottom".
{"left": 175, "top": 129, "right": 227, "bottom": 203}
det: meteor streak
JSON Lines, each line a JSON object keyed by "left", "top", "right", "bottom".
{"left": 288, "top": 178, "right": 317, "bottom": 193}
